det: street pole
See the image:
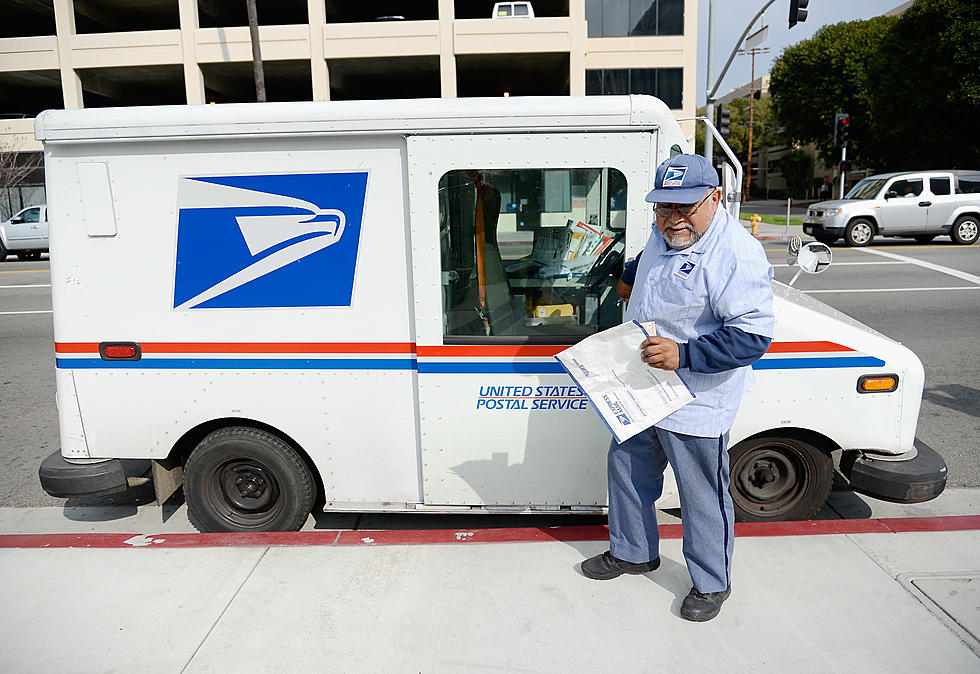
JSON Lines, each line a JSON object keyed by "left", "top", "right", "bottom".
{"left": 746, "top": 50, "right": 755, "bottom": 202}
{"left": 246, "top": 0, "right": 266, "bottom": 102}
{"left": 839, "top": 146, "right": 847, "bottom": 199}
{"left": 704, "top": 0, "right": 715, "bottom": 163}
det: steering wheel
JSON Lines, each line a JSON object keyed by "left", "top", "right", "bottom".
{"left": 579, "top": 231, "right": 626, "bottom": 289}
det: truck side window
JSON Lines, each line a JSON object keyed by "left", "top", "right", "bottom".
{"left": 21, "top": 208, "right": 40, "bottom": 223}
{"left": 438, "top": 168, "right": 627, "bottom": 342}
{"left": 929, "top": 177, "right": 951, "bottom": 196}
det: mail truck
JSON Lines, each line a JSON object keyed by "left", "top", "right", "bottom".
{"left": 36, "top": 96, "right": 946, "bottom": 531}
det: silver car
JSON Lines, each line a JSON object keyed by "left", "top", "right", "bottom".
{"left": 0, "top": 204, "right": 48, "bottom": 261}
{"left": 803, "top": 171, "right": 980, "bottom": 246}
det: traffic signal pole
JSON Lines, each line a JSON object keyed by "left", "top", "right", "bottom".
{"left": 705, "top": 0, "right": 716, "bottom": 165}
{"left": 840, "top": 145, "right": 847, "bottom": 199}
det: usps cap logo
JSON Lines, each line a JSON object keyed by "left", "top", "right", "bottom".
{"left": 662, "top": 166, "right": 688, "bottom": 187}
{"left": 173, "top": 172, "right": 368, "bottom": 310}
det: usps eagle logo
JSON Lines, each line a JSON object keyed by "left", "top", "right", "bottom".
{"left": 173, "top": 172, "right": 368, "bottom": 310}
{"left": 662, "top": 166, "right": 687, "bottom": 187}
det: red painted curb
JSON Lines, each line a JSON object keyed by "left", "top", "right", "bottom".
{"left": 0, "top": 515, "right": 977, "bottom": 549}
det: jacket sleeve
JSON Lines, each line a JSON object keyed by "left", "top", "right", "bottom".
{"left": 620, "top": 250, "right": 643, "bottom": 286}
{"left": 677, "top": 326, "right": 772, "bottom": 373}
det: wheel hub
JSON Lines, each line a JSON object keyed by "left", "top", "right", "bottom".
{"left": 736, "top": 449, "right": 798, "bottom": 504}
{"left": 218, "top": 461, "right": 278, "bottom": 513}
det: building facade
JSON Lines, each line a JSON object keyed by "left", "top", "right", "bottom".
{"left": 1, "top": 0, "right": 698, "bottom": 154}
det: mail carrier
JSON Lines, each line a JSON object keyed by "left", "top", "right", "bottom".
{"left": 36, "top": 96, "right": 947, "bottom": 531}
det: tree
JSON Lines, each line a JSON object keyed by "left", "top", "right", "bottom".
{"left": 778, "top": 149, "right": 813, "bottom": 199}
{"left": 696, "top": 96, "right": 784, "bottom": 167}
{"left": 0, "top": 142, "right": 43, "bottom": 218}
{"left": 867, "top": 0, "right": 980, "bottom": 169}
{"left": 769, "top": 16, "right": 897, "bottom": 167}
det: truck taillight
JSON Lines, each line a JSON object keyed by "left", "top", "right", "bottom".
{"left": 858, "top": 374, "right": 898, "bottom": 393}
{"left": 99, "top": 342, "right": 141, "bottom": 361}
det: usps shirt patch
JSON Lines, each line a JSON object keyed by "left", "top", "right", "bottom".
{"left": 675, "top": 260, "right": 696, "bottom": 279}
{"left": 663, "top": 166, "right": 688, "bottom": 187}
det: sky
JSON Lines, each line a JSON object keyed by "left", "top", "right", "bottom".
{"left": 695, "top": 0, "right": 910, "bottom": 106}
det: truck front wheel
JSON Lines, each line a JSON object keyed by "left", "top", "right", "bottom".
{"left": 184, "top": 426, "right": 315, "bottom": 532}
{"left": 729, "top": 436, "right": 833, "bottom": 522}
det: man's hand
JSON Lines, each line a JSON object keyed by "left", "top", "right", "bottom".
{"left": 641, "top": 336, "right": 680, "bottom": 370}
{"left": 616, "top": 279, "right": 632, "bottom": 302}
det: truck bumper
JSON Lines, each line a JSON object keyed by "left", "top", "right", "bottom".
{"left": 841, "top": 439, "right": 947, "bottom": 504}
{"left": 803, "top": 222, "right": 844, "bottom": 239}
{"left": 38, "top": 451, "right": 129, "bottom": 498}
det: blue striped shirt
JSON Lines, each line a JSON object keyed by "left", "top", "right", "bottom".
{"left": 625, "top": 207, "right": 775, "bottom": 437}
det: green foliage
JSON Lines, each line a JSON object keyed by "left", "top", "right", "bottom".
{"left": 770, "top": 0, "right": 980, "bottom": 171}
{"left": 868, "top": 0, "right": 980, "bottom": 168}
{"left": 770, "top": 16, "right": 897, "bottom": 166}
{"left": 778, "top": 149, "right": 813, "bottom": 199}
{"left": 695, "top": 96, "right": 783, "bottom": 161}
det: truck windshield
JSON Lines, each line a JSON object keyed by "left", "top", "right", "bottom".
{"left": 845, "top": 178, "right": 887, "bottom": 200}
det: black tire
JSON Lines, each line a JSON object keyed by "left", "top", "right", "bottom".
{"left": 0, "top": 241, "right": 7, "bottom": 262}
{"left": 17, "top": 252, "right": 40, "bottom": 261}
{"left": 913, "top": 235, "right": 936, "bottom": 243}
{"left": 844, "top": 218, "right": 875, "bottom": 247}
{"left": 950, "top": 215, "right": 979, "bottom": 245}
{"left": 184, "top": 426, "right": 315, "bottom": 532}
{"left": 729, "top": 436, "right": 833, "bottom": 522}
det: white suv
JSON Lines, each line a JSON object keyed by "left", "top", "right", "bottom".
{"left": 804, "top": 171, "right": 980, "bottom": 246}
{"left": 0, "top": 204, "right": 48, "bottom": 261}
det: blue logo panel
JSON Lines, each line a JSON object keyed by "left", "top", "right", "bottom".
{"left": 174, "top": 172, "right": 368, "bottom": 309}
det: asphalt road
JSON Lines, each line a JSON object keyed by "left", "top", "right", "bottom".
{"left": 0, "top": 241, "right": 977, "bottom": 508}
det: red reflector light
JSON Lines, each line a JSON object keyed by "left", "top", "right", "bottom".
{"left": 99, "top": 342, "right": 141, "bottom": 360}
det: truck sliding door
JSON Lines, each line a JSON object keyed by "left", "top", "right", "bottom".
{"left": 407, "top": 132, "right": 655, "bottom": 507}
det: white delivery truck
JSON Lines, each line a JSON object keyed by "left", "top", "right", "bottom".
{"left": 37, "top": 96, "right": 946, "bottom": 531}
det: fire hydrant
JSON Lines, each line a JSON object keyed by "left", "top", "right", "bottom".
{"left": 749, "top": 213, "right": 761, "bottom": 236}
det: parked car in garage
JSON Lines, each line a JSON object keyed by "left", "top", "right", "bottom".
{"left": 0, "top": 204, "right": 48, "bottom": 261}
{"left": 804, "top": 170, "right": 980, "bottom": 246}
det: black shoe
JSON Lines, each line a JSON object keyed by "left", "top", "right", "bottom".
{"left": 581, "top": 551, "right": 660, "bottom": 580}
{"left": 680, "top": 586, "right": 731, "bottom": 622}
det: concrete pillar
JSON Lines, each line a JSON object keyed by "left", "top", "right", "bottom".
{"left": 569, "top": 0, "right": 586, "bottom": 96}
{"left": 308, "top": 0, "right": 329, "bottom": 100}
{"left": 52, "top": 0, "right": 83, "bottom": 108}
{"left": 178, "top": 0, "right": 206, "bottom": 104}
{"left": 438, "top": 0, "right": 456, "bottom": 98}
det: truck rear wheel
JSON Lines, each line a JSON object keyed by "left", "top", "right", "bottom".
{"left": 729, "top": 436, "right": 833, "bottom": 522}
{"left": 844, "top": 219, "right": 875, "bottom": 247}
{"left": 950, "top": 215, "right": 979, "bottom": 245}
{"left": 184, "top": 426, "right": 315, "bottom": 532}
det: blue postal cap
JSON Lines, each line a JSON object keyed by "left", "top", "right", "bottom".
{"left": 644, "top": 154, "right": 720, "bottom": 204}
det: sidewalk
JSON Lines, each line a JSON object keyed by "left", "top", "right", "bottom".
{"left": 1, "top": 490, "right": 978, "bottom": 672}
{"left": 739, "top": 217, "right": 812, "bottom": 244}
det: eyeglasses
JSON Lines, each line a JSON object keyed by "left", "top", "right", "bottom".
{"left": 654, "top": 190, "right": 714, "bottom": 218}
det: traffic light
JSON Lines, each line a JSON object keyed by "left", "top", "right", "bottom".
{"left": 833, "top": 113, "right": 850, "bottom": 149}
{"left": 840, "top": 160, "right": 853, "bottom": 172}
{"left": 716, "top": 105, "right": 731, "bottom": 138}
{"left": 789, "top": 0, "right": 809, "bottom": 29}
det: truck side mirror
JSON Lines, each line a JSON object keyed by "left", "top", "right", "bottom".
{"left": 796, "top": 242, "right": 833, "bottom": 274}
{"left": 885, "top": 191, "right": 898, "bottom": 199}
{"left": 10, "top": 217, "right": 23, "bottom": 224}
{"left": 786, "top": 239, "right": 832, "bottom": 286}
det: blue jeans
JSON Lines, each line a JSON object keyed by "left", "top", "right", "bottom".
{"left": 607, "top": 426, "right": 734, "bottom": 593}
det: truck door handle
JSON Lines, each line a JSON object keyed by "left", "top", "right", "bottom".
{"left": 918, "top": 201, "right": 931, "bottom": 207}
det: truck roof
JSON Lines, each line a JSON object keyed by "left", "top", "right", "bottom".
{"left": 35, "top": 95, "right": 673, "bottom": 144}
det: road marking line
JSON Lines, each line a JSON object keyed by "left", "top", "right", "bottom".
{"left": 0, "top": 310, "right": 53, "bottom": 315}
{"left": 804, "top": 286, "right": 980, "bottom": 294}
{"left": 0, "top": 284, "right": 51, "bottom": 289}
{"left": 856, "top": 247, "right": 980, "bottom": 284}
{"left": 772, "top": 261, "right": 907, "bottom": 268}
{"left": 0, "top": 269, "right": 50, "bottom": 274}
